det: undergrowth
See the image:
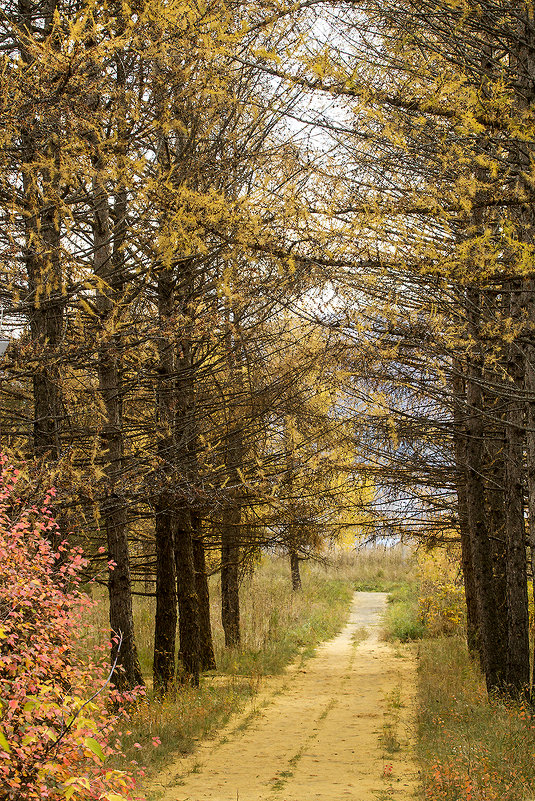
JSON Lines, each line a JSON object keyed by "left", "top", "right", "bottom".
{"left": 418, "top": 637, "right": 535, "bottom": 801}
{"left": 383, "top": 582, "right": 425, "bottom": 642}
{"left": 398, "top": 546, "right": 535, "bottom": 801}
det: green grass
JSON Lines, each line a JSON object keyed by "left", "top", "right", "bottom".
{"left": 417, "top": 636, "right": 535, "bottom": 801}
{"left": 384, "top": 585, "right": 425, "bottom": 643}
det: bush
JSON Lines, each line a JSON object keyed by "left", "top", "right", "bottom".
{"left": 0, "top": 459, "right": 141, "bottom": 801}
{"left": 417, "top": 549, "right": 465, "bottom": 637}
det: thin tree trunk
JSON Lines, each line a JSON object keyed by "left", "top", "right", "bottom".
{"left": 221, "top": 507, "right": 241, "bottom": 648}
{"left": 192, "top": 516, "right": 216, "bottom": 671}
{"left": 220, "top": 308, "right": 244, "bottom": 648}
{"left": 153, "top": 268, "right": 179, "bottom": 693}
{"left": 290, "top": 548, "right": 302, "bottom": 592}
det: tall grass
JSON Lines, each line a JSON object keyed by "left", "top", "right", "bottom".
{"left": 211, "top": 556, "right": 354, "bottom": 674}
{"left": 417, "top": 636, "right": 535, "bottom": 801}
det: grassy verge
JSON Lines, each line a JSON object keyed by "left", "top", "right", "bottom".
{"left": 383, "top": 582, "right": 425, "bottom": 643}
{"left": 417, "top": 636, "right": 535, "bottom": 801}
{"left": 380, "top": 547, "right": 535, "bottom": 801}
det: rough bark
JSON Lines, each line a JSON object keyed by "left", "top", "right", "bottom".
{"left": 93, "top": 160, "right": 143, "bottom": 691}
{"left": 525, "top": 277, "right": 535, "bottom": 700}
{"left": 504, "top": 281, "right": 530, "bottom": 694}
{"left": 482, "top": 373, "right": 509, "bottom": 670}
{"left": 221, "top": 506, "right": 241, "bottom": 649}
{"left": 220, "top": 311, "right": 244, "bottom": 648}
{"left": 175, "top": 510, "right": 200, "bottom": 686}
{"left": 451, "top": 366, "right": 479, "bottom": 655}
{"left": 153, "top": 268, "right": 179, "bottom": 693}
{"left": 153, "top": 503, "right": 177, "bottom": 693}
{"left": 19, "top": 0, "right": 63, "bottom": 464}
{"left": 192, "top": 518, "right": 216, "bottom": 671}
{"left": 465, "top": 289, "right": 505, "bottom": 691}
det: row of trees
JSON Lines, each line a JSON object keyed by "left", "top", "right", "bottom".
{"left": 296, "top": 0, "right": 535, "bottom": 698}
{"left": 6, "top": 0, "right": 535, "bottom": 702}
{"left": 0, "top": 0, "right": 369, "bottom": 694}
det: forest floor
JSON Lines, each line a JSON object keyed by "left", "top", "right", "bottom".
{"left": 146, "top": 591, "right": 418, "bottom": 801}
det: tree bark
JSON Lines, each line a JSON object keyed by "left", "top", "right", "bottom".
{"left": 19, "top": 0, "right": 64, "bottom": 465}
{"left": 153, "top": 503, "right": 177, "bottom": 693}
{"left": 464, "top": 288, "right": 505, "bottom": 692}
{"left": 504, "top": 281, "right": 530, "bottom": 694}
{"left": 451, "top": 365, "right": 479, "bottom": 655}
{"left": 153, "top": 267, "right": 179, "bottom": 692}
{"left": 290, "top": 547, "right": 302, "bottom": 592}
{"left": 221, "top": 506, "right": 241, "bottom": 649}
{"left": 192, "top": 518, "right": 216, "bottom": 671}
{"left": 482, "top": 368, "right": 509, "bottom": 670}
{"left": 175, "top": 510, "right": 200, "bottom": 686}
{"left": 220, "top": 309, "right": 244, "bottom": 648}
{"left": 93, "top": 155, "right": 143, "bottom": 691}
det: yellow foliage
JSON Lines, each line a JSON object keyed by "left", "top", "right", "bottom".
{"left": 417, "top": 548, "right": 465, "bottom": 637}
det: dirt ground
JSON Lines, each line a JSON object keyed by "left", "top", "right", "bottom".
{"left": 149, "top": 592, "right": 418, "bottom": 801}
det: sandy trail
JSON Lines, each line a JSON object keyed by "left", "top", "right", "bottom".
{"left": 151, "top": 592, "right": 418, "bottom": 801}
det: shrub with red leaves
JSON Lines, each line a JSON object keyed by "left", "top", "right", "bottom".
{"left": 0, "top": 459, "right": 142, "bottom": 801}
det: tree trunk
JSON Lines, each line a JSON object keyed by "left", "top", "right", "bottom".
{"left": 92, "top": 134, "right": 143, "bottom": 690}
{"left": 95, "top": 244, "right": 142, "bottom": 690}
{"left": 175, "top": 510, "right": 200, "bottom": 686}
{"left": 525, "top": 277, "right": 535, "bottom": 700}
{"left": 482, "top": 371, "right": 509, "bottom": 670}
{"left": 153, "top": 503, "right": 177, "bottom": 694}
{"left": 221, "top": 508, "right": 241, "bottom": 648}
{"left": 220, "top": 308, "right": 244, "bottom": 649}
{"left": 290, "top": 548, "right": 302, "bottom": 592}
{"left": 19, "top": 0, "right": 64, "bottom": 468}
{"left": 153, "top": 267, "right": 179, "bottom": 692}
{"left": 464, "top": 289, "right": 505, "bottom": 692}
{"left": 192, "top": 518, "right": 216, "bottom": 671}
{"left": 504, "top": 281, "right": 530, "bottom": 695}
{"left": 451, "top": 365, "right": 479, "bottom": 655}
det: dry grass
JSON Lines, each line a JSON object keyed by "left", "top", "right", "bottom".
{"left": 417, "top": 636, "right": 535, "bottom": 800}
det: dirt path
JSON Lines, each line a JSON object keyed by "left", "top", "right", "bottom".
{"left": 150, "top": 592, "right": 418, "bottom": 801}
